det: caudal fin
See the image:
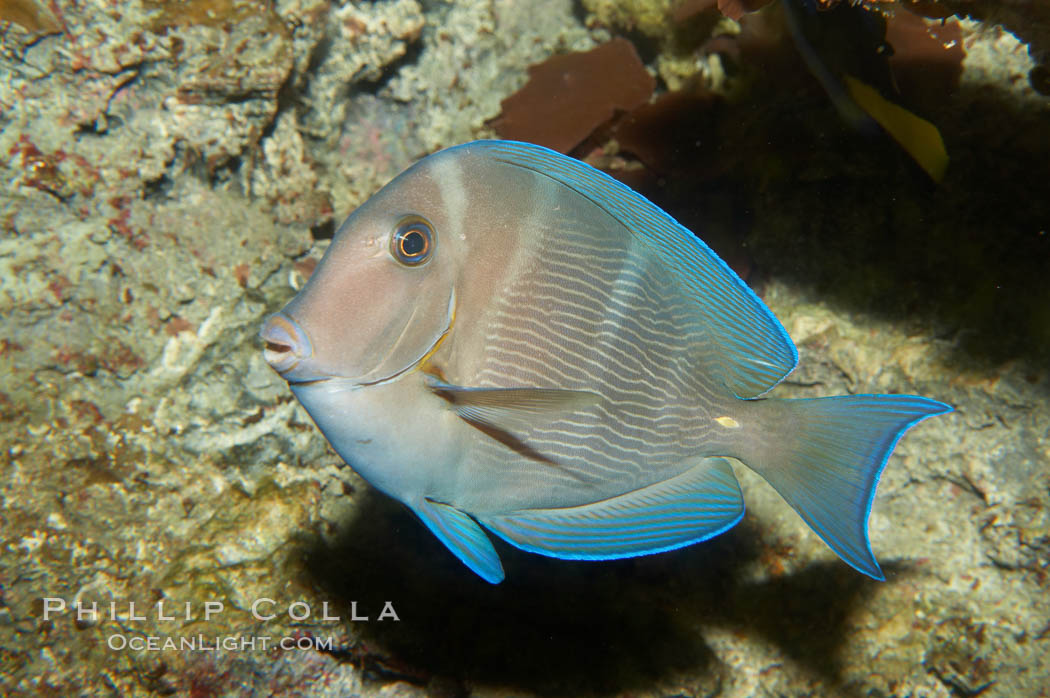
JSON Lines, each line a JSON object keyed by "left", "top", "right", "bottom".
{"left": 747, "top": 394, "right": 951, "bottom": 580}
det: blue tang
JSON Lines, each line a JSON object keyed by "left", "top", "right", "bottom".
{"left": 260, "top": 140, "right": 951, "bottom": 583}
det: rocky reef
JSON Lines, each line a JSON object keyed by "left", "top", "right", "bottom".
{"left": 1, "top": 0, "right": 1048, "bottom": 696}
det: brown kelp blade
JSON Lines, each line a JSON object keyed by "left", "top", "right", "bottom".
{"left": 0, "top": 0, "right": 61, "bottom": 34}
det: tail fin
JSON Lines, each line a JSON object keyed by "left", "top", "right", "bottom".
{"left": 745, "top": 394, "right": 952, "bottom": 579}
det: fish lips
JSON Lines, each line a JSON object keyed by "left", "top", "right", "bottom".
{"left": 259, "top": 312, "right": 327, "bottom": 384}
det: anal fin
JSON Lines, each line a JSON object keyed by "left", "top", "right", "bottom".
{"left": 478, "top": 458, "right": 744, "bottom": 560}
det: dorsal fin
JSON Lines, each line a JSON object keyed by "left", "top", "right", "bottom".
{"left": 468, "top": 140, "right": 799, "bottom": 398}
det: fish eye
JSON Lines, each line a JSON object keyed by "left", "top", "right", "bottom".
{"left": 390, "top": 216, "right": 434, "bottom": 266}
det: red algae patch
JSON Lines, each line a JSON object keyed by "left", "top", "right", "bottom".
{"left": 492, "top": 38, "right": 654, "bottom": 154}
{"left": 885, "top": 9, "right": 965, "bottom": 106}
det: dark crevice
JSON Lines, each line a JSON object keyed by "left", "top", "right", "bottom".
{"left": 568, "top": 0, "right": 590, "bottom": 28}
{"left": 142, "top": 173, "right": 174, "bottom": 202}
{"left": 356, "top": 38, "right": 425, "bottom": 95}
{"left": 310, "top": 218, "right": 336, "bottom": 241}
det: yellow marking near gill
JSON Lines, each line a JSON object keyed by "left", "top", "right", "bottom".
{"left": 417, "top": 297, "right": 455, "bottom": 373}
{"left": 715, "top": 416, "right": 740, "bottom": 429}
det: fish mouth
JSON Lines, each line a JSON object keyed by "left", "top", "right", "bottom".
{"left": 260, "top": 312, "right": 316, "bottom": 380}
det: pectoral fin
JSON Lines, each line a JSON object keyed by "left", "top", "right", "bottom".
{"left": 478, "top": 458, "right": 745, "bottom": 560}
{"left": 413, "top": 498, "right": 504, "bottom": 583}
{"left": 425, "top": 374, "right": 600, "bottom": 438}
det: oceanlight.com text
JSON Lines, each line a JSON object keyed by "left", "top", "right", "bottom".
{"left": 106, "top": 633, "right": 336, "bottom": 652}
